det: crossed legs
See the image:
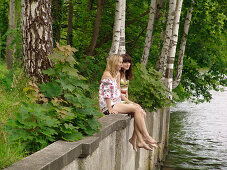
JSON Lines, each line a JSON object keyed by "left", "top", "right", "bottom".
{"left": 113, "top": 103, "right": 157, "bottom": 151}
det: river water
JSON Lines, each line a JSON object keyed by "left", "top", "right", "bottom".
{"left": 162, "top": 88, "right": 227, "bottom": 170}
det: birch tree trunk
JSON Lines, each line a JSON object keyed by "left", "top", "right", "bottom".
{"left": 173, "top": 1, "right": 193, "bottom": 89}
{"left": 156, "top": 0, "right": 176, "bottom": 76}
{"left": 6, "top": 0, "right": 15, "bottom": 69}
{"left": 67, "top": 0, "right": 73, "bottom": 45}
{"left": 109, "top": 0, "right": 122, "bottom": 55}
{"left": 21, "top": 0, "right": 53, "bottom": 84}
{"left": 141, "top": 0, "right": 157, "bottom": 65}
{"left": 87, "top": 0, "right": 104, "bottom": 56}
{"left": 118, "top": 0, "right": 126, "bottom": 55}
{"left": 165, "top": 0, "right": 183, "bottom": 93}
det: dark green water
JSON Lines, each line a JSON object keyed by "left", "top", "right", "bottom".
{"left": 162, "top": 88, "right": 227, "bottom": 170}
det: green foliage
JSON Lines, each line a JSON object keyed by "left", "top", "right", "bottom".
{"left": 0, "top": 60, "right": 31, "bottom": 169}
{"left": 171, "top": 0, "right": 227, "bottom": 103}
{"left": 0, "top": 70, "right": 14, "bottom": 91}
{"left": 5, "top": 45, "right": 102, "bottom": 153}
{"left": 174, "top": 55, "right": 226, "bottom": 103}
{"left": 129, "top": 63, "right": 171, "bottom": 111}
{"left": 5, "top": 103, "right": 59, "bottom": 152}
{"left": 0, "top": 135, "right": 26, "bottom": 169}
{"left": 0, "top": 0, "right": 9, "bottom": 59}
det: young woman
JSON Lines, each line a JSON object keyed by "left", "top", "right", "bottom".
{"left": 119, "top": 54, "right": 157, "bottom": 151}
{"left": 99, "top": 54, "right": 157, "bottom": 152}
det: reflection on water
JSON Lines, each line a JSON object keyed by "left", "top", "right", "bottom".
{"left": 162, "top": 88, "right": 227, "bottom": 170}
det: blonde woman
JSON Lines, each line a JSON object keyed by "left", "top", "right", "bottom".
{"left": 99, "top": 54, "right": 157, "bottom": 151}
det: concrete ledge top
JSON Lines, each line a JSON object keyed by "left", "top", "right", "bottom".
{"left": 5, "top": 114, "right": 132, "bottom": 170}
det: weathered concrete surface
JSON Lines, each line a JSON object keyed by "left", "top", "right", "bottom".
{"left": 5, "top": 109, "right": 170, "bottom": 170}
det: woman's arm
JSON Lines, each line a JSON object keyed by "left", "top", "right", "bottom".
{"left": 105, "top": 98, "right": 118, "bottom": 114}
{"left": 121, "top": 93, "right": 134, "bottom": 104}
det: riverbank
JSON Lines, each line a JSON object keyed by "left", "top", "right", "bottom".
{"left": 162, "top": 88, "right": 227, "bottom": 169}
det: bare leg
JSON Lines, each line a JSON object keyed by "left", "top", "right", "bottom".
{"left": 134, "top": 112, "right": 158, "bottom": 148}
{"left": 129, "top": 130, "right": 137, "bottom": 151}
{"left": 129, "top": 111, "right": 153, "bottom": 151}
{"left": 129, "top": 119, "right": 152, "bottom": 151}
{"left": 113, "top": 103, "right": 157, "bottom": 149}
{"left": 134, "top": 122, "right": 152, "bottom": 151}
{"left": 130, "top": 121, "right": 157, "bottom": 148}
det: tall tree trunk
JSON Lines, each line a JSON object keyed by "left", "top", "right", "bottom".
{"left": 118, "top": 0, "right": 126, "bottom": 55}
{"left": 156, "top": 0, "right": 176, "bottom": 76}
{"left": 87, "top": 0, "right": 104, "bottom": 56}
{"left": 6, "top": 0, "right": 15, "bottom": 70}
{"left": 173, "top": 1, "right": 193, "bottom": 89}
{"left": 109, "top": 0, "right": 122, "bottom": 56}
{"left": 165, "top": 0, "right": 183, "bottom": 94}
{"left": 52, "top": 0, "right": 62, "bottom": 46}
{"left": 21, "top": 0, "right": 53, "bottom": 84}
{"left": 141, "top": 0, "right": 157, "bottom": 65}
{"left": 67, "top": 0, "right": 73, "bottom": 46}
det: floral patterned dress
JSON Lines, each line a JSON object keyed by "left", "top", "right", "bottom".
{"left": 99, "top": 78, "right": 121, "bottom": 113}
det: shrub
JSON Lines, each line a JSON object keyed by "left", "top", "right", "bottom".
{"left": 129, "top": 63, "right": 171, "bottom": 111}
{"left": 5, "top": 44, "right": 102, "bottom": 153}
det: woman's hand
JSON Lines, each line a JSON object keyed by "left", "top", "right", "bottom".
{"left": 108, "top": 108, "right": 118, "bottom": 114}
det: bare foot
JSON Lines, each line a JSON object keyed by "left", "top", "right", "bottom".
{"left": 129, "top": 138, "right": 137, "bottom": 152}
{"left": 144, "top": 136, "right": 158, "bottom": 148}
{"left": 137, "top": 142, "right": 153, "bottom": 151}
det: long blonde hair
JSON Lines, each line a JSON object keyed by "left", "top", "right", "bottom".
{"left": 106, "top": 54, "right": 122, "bottom": 78}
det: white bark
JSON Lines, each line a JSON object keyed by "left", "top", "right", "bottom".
{"left": 6, "top": 0, "right": 16, "bottom": 69}
{"left": 118, "top": 0, "right": 126, "bottom": 55}
{"left": 141, "top": 0, "right": 157, "bottom": 66}
{"left": 157, "top": 0, "right": 176, "bottom": 76}
{"left": 165, "top": 0, "right": 183, "bottom": 93}
{"left": 109, "top": 0, "right": 122, "bottom": 56}
{"left": 173, "top": 2, "right": 193, "bottom": 89}
{"left": 21, "top": 0, "right": 53, "bottom": 83}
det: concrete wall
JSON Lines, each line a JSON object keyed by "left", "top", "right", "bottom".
{"left": 5, "top": 108, "right": 170, "bottom": 170}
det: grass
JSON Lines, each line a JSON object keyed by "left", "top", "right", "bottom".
{"left": 0, "top": 59, "right": 30, "bottom": 169}
{"left": 0, "top": 59, "right": 103, "bottom": 169}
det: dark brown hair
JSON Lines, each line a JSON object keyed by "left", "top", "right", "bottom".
{"left": 120, "top": 54, "right": 133, "bottom": 80}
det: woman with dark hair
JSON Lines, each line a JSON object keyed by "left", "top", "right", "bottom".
{"left": 99, "top": 54, "right": 157, "bottom": 152}
{"left": 118, "top": 54, "right": 157, "bottom": 151}
{"left": 119, "top": 54, "right": 133, "bottom": 99}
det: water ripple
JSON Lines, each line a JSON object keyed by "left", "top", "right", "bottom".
{"left": 162, "top": 88, "right": 227, "bottom": 170}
